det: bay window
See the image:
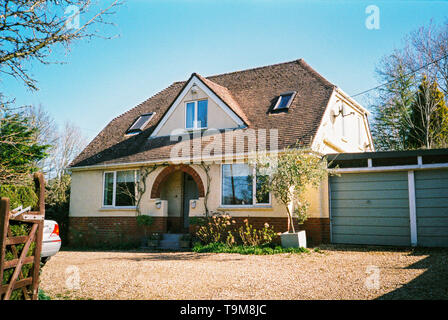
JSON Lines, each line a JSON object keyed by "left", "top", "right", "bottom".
{"left": 103, "top": 170, "right": 139, "bottom": 207}
{"left": 221, "top": 164, "right": 270, "bottom": 206}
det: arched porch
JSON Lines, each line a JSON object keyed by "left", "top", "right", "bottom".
{"left": 151, "top": 165, "right": 205, "bottom": 233}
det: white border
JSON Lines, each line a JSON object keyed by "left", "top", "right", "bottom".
{"left": 101, "top": 169, "right": 138, "bottom": 209}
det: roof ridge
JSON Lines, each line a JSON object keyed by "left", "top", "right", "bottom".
{"left": 296, "top": 59, "right": 336, "bottom": 88}
{"left": 205, "top": 58, "right": 303, "bottom": 79}
{"left": 110, "top": 82, "right": 181, "bottom": 123}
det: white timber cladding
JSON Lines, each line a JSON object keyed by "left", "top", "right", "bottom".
{"left": 330, "top": 157, "right": 448, "bottom": 247}
{"left": 311, "top": 88, "right": 374, "bottom": 154}
{"left": 150, "top": 75, "right": 245, "bottom": 137}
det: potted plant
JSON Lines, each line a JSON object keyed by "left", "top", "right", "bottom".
{"left": 251, "top": 147, "right": 329, "bottom": 248}
{"left": 179, "top": 234, "right": 191, "bottom": 248}
{"left": 136, "top": 215, "right": 154, "bottom": 247}
{"left": 147, "top": 233, "right": 160, "bottom": 248}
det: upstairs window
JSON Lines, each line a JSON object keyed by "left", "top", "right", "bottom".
{"left": 272, "top": 91, "right": 296, "bottom": 111}
{"left": 186, "top": 100, "right": 208, "bottom": 129}
{"left": 126, "top": 113, "right": 154, "bottom": 135}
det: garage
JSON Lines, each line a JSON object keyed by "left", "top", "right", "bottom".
{"left": 328, "top": 149, "right": 448, "bottom": 247}
{"left": 415, "top": 169, "right": 448, "bottom": 247}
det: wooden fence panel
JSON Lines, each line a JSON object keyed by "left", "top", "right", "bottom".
{"left": 0, "top": 173, "right": 45, "bottom": 300}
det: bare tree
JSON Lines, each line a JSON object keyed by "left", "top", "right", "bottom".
{"left": 51, "top": 122, "right": 87, "bottom": 180}
{"left": 372, "top": 20, "right": 448, "bottom": 150}
{"left": 0, "top": 0, "right": 122, "bottom": 90}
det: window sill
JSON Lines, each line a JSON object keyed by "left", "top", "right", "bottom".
{"left": 217, "top": 206, "right": 273, "bottom": 211}
{"left": 99, "top": 207, "right": 137, "bottom": 211}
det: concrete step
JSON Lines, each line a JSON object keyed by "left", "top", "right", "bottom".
{"left": 159, "top": 240, "right": 181, "bottom": 249}
{"left": 162, "top": 233, "right": 186, "bottom": 241}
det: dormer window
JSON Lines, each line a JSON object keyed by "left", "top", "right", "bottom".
{"left": 126, "top": 113, "right": 154, "bottom": 135}
{"left": 186, "top": 99, "right": 208, "bottom": 129}
{"left": 272, "top": 91, "right": 296, "bottom": 111}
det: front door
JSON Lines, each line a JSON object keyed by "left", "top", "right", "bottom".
{"left": 182, "top": 173, "right": 199, "bottom": 231}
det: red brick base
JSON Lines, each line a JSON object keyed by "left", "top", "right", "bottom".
{"left": 69, "top": 216, "right": 330, "bottom": 247}
{"left": 204, "top": 217, "right": 330, "bottom": 246}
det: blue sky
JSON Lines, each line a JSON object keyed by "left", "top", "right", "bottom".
{"left": 3, "top": 0, "right": 448, "bottom": 141}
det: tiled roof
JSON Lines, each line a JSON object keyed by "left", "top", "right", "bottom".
{"left": 70, "top": 59, "right": 336, "bottom": 168}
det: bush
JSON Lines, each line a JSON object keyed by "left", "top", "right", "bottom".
{"left": 195, "top": 214, "right": 234, "bottom": 244}
{"left": 192, "top": 242, "right": 309, "bottom": 255}
{"left": 0, "top": 185, "right": 38, "bottom": 209}
{"left": 2, "top": 221, "right": 36, "bottom": 300}
{"left": 136, "top": 215, "right": 154, "bottom": 227}
{"left": 194, "top": 214, "right": 280, "bottom": 247}
{"left": 238, "top": 219, "right": 278, "bottom": 246}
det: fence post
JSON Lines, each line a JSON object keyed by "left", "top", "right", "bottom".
{"left": 31, "top": 172, "right": 45, "bottom": 299}
{"left": 0, "top": 198, "right": 11, "bottom": 297}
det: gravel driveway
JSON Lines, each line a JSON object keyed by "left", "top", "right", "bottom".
{"left": 40, "top": 245, "right": 448, "bottom": 300}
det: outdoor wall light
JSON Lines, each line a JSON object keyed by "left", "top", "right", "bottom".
{"left": 191, "top": 84, "right": 198, "bottom": 95}
{"left": 155, "top": 201, "right": 161, "bottom": 209}
{"left": 191, "top": 200, "right": 197, "bottom": 209}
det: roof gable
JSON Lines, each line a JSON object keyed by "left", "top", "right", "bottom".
{"left": 71, "top": 59, "right": 338, "bottom": 168}
{"left": 150, "top": 74, "right": 247, "bottom": 137}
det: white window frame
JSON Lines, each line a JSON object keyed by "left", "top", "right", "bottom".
{"left": 272, "top": 91, "right": 297, "bottom": 111}
{"left": 102, "top": 170, "right": 138, "bottom": 208}
{"left": 219, "top": 163, "right": 271, "bottom": 208}
{"left": 185, "top": 99, "right": 208, "bottom": 130}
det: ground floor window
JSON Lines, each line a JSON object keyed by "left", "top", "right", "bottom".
{"left": 221, "top": 164, "right": 270, "bottom": 206}
{"left": 103, "top": 170, "right": 139, "bottom": 207}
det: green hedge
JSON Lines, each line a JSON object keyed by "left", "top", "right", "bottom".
{"left": 192, "top": 242, "right": 309, "bottom": 255}
{"left": 0, "top": 185, "right": 38, "bottom": 209}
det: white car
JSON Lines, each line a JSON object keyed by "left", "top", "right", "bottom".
{"left": 41, "top": 220, "right": 61, "bottom": 264}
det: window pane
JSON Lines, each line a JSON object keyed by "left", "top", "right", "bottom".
{"left": 127, "top": 113, "right": 153, "bottom": 134}
{"left": 197, "top": 100, "right": 208, "bottom": 128}
{"left": 256, "top": 172, "right": 270, "bottom": 204}
{"left": 186, "top": 102, "right": 195, "bottom": 129}
{"left": 103, "top": 172, "right": 114, "bottom": 206}
{"left": 276, "top": 94, "right": 293, "bottom": 110}
{"left": 115, "top": 170, "right": 136, "bottom": 206}
{"left": 222, "top": 164, "right": 253, "bottom": 205}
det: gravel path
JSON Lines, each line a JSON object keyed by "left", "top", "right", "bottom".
{"left": 40, "top": 246, "right": 448, "bottom": 300}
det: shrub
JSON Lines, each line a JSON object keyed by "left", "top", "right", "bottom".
{"left": 238, "top": 219, "right": 279, "bottom": 246}
{"left": 136, "top": 215, "right": 154, "bottom": 227}
{"left": 0, "top": 185, "right": 38, "bottom": 209}
{"left": 192, "top": 242, "right": 309, "bottom": 255}
{"left": 195, "top": 214, "right": 234, "bottom": 244}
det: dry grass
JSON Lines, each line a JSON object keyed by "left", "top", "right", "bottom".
{"left": 40, "top": 245, "right": 448, "bottom": 300}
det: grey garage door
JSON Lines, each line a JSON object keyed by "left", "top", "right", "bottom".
{"left": 330, "top": 172, "right": 411, "bottom": 246}
{"left": 415, "top": 169, "right": 448, "bottom": 247}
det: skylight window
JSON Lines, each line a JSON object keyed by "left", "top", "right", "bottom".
{"left": 126, "top": 113, "right": 154, "bottom": 135}
{"left": 272, "top": 91, "right": 296, "bottom": 111}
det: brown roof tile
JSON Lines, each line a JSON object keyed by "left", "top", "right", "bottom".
{"left": 71, "top": 59, "right": 336, "bottom": 168}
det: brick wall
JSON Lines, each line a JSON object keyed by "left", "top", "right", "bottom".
{"left": 210, "top": 217, "right": 330, "bottom": 246}
{"left": 69, "top": 216, "right": 330, "bottom": 247}
{"left": 68, "top": 216, "right": 167, "bottom": 247}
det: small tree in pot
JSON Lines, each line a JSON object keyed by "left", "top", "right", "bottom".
{"left": 136, "top": 215, "right": 154, "bottom": 247}
{"left": 252, "top": 148, "right": 329, "bottom": 248}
